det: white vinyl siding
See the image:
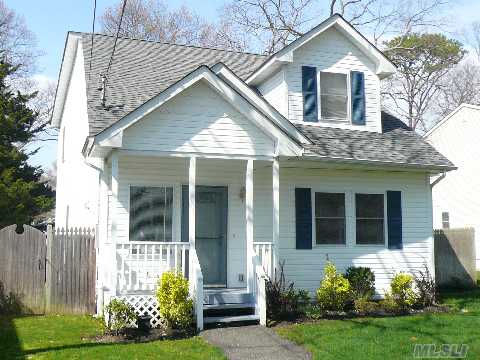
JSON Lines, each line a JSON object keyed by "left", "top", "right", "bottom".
{"left": 285, "top": 27, "right": 382, "bottom": 132}
{"left": 426, "top": 105, "right": 480, "bottom": 268}
{"left": 123, "top": 81, "right": 275, "bottom": 156}
{"left": 251, "top": 165, "right": 433, "bottom": 296}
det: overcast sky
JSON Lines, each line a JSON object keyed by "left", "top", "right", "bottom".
{"left": 5, "top": 0, "right": 480, "bottom": 170}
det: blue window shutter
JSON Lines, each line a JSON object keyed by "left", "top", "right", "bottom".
{"left": 295, "top": 188, "right": 312, "bottom": 249}
{"left": 351, "top": 71, "right": 366, "bottom": 125}
{"left": 302, "top": 66, "right": 318, "bottom": 122}
{"left": 387, "top": 191, "right": 402, "bottom": 249}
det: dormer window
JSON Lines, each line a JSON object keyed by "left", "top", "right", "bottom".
{"left": 302, "top": 66, "right": 366, "bottom": 125}
{"left": 320, "top": 72, "right": 348, "bottom": 122}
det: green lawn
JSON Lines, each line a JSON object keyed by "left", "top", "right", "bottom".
{"left": 276, "top": 289, "right": 480, "bottom": 360}
{"left": 0, "top": 315, "right": 225, "bottom": 359}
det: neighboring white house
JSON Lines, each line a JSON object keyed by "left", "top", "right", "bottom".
{"left": 425, "top": 104, "right": 480, "bottom": 268}
{"left": 51, "top": 14, "right": 453, "bottom": 330}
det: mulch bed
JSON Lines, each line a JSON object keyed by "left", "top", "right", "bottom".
{"left": 269, "top": 304, "right": 451, "bottom": 327}
{"left": 89, "top": 327, "right": 196, "bottom": 344}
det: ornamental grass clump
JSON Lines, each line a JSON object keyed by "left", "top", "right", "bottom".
{"left": 156, "top": 271, "right": 193, "bottom": 329}
{"left": 316, "top": 262, "right": 351, "bottom": 311}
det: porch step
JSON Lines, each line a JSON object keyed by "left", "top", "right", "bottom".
{"left": 203, "top": 302, "right": 255, "bottom": 310}
{"left": 204, "top": 314, "right": 260, "bottom": 325}
{"left": 203, "top": 289, "right": 253, "bottom": 305}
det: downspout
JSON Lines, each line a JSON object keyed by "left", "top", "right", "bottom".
{"left": 430, "top": 172, "right": 446, "bottom": 188}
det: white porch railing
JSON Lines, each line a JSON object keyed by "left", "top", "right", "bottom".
{"left": 254, "top": 242, "right": 273, "bottom": 279}
{"left": 253, "top": 254, "right": 267, "bottom": 326}
{"left": 189, "top": 248, "right": 204, "bottom": 331}
{"left": 116, "top": 242, "right": 189, "bottom": 292}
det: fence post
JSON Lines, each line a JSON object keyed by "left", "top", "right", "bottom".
{"left": 45, "top": 219, "right": 54, "bottom": 313}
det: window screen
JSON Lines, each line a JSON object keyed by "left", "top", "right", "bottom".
{"left": 315, "top": 192, "right": 346, "bottom": 245}
{"left": 356, "top": 193, "right": 384, "bottom": 245}
{"left": 129, "top": 186, "right": 173, "bottom": 242}
{"left": 320, "top": 72, "right": 348, "bottom": 121}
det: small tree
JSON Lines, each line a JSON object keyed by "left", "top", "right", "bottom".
{"left": 383, "top": 33, "right": 465, "bottom": 131}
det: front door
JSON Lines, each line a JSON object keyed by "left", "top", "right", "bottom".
{"left": 182, "top": 185, "right": 228, "bottom": 287}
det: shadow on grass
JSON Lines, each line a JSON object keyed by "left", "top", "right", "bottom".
{"left": 0, "top": 316, "right": 24, "bottom": 359}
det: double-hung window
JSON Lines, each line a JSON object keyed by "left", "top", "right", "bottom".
{"left": 315, "top": 192, "right": 346, "bottom": 245}
{"left": 129, "top": 186, "right": 174, "bottom": 242}
{"left": 355, "top": 193, "right": 385, "bottom": 245}
{"left": 320, "top": 72, "right": 348, "bottom": 122}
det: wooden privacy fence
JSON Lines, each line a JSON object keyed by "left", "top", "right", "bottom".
{"left": 0, "top": 224, "right": 96, "bottom": 314}
{"left": 434, "top": 228, "right": 476, "bottom": 288}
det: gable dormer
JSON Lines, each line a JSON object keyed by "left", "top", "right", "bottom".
{"left": 250, "top": 14, "right": 396, "bottom": 133}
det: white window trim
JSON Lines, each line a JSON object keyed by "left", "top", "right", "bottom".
{"left": 311, "top": 189, "right": 350, "bottom": 248}
{"left": 127, "top": 183, "right": 181, "bottom": 243}
{"left": 353, "top": 192, "right": 388, "bottom": 248}
{"left": 317, "top": 70, "right": 352, "bottom": 125}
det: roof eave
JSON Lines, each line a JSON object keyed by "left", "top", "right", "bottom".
{"left": 298, "top": 152, "right": 456, "bottom": 173}
{"left": 50, "top": 32, "right": 82, "bottom": 128}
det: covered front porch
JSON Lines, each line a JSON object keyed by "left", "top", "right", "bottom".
{"left": 98, "top": 152, "right": 280, "bottom": 329}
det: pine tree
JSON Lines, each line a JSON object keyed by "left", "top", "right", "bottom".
{"left": 0, "top": 60, "right": 54, "bottom": 227}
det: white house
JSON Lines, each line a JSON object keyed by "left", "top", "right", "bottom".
{"left": 425, "top": 104, "right": 480, "bottom": 268}
{"left": 51, "top": 14, "right": 453, "bottom": 329}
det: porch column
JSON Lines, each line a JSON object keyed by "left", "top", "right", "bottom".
{"left": 109, "top": 152, "right": 119, "bottom": 298}
{"left": 189, "top": 157, "right": 196, "bottom": 247}
{"left": 97, "top": 158, "right": 109, "bottom": 315}
{"left": 272, "top": 157, "right": 279, "bottom": 278}
{"left": 246, "top": 159, "right": 254, "bottom": 292}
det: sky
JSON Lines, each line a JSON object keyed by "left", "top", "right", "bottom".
{"left": 5, "top": 0, "right": 480, "bottom": 170}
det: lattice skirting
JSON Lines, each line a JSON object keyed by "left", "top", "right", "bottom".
{"left": 113, "top": 295, "right": 162, "bottom": 328}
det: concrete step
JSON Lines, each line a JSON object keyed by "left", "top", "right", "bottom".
{"left": 204, "top": 314, "right": 260, "bottom": 324}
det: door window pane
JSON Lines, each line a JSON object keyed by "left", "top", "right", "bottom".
{"left": 315, "top": 192, "right": 346, "bottom": 245}
{"left": 356, "top": 193, "right": 384, "bottom": 245}
{"left": 129, "top": 186, "right": 173, "bottom": 242}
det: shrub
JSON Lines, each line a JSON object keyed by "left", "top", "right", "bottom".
{"left": 414, "top": 264, "right": 437, "bottom": 308}
{"left": 104, "top": 298, "right": 137, "bottom": 335}
{"left": 354, "top": 297, "right": 379, "bottom": 314}
{"left": 156, "top": 271, "right": 193, "bottom": 329}
{"left": 0, "top": 282, "right": 23, "bottom": 315}
{"left": 305, "top": 304, "right": 324, "bottom": 320}
{"left": 387, "top": 273, "right": 417, "bottom": 310}
{"left": 266, "top": 261, "right": 310, "bottom": 321}
{"left": 316, "top": 262, "right": 351, "bottom": 311}
{"left": 379, "top": 294, "right": 400, "bottom": 313}
{"left": 345, "top": 266, "right": 376, "bottom": 300}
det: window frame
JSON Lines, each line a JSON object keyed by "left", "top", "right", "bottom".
{"left": 317, "top": 70, "right": 352, "bottom": 124}
{"left": 127, "top": 183, "right": 181, "bottom": 243}
{"left": 354, "top": 192, "right": 388, "bottom": 247}
{"left": 311, "top": 189, "right": 349, "bottom": 248}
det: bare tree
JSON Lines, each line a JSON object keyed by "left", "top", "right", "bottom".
{"left": 0, "top": 0, "right": 41, "bottom": 78}
{"left": 220, "top": 0, "right": 450, "bottom": 54}
{"left": 101, "top": 0, "right": 246, "bottom": 51}
{"left": 432, "top": 60, "right": 480, "bottom": 120}
{"left": 221, "top": 0, "right": 317, "bottom": 54}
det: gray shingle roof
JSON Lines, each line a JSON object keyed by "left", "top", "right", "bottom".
{"left": 295, "top": 112, "right": 455, "bottom": 169}
{"left": 80, "top": 33, "right": 266, "bottom": 135}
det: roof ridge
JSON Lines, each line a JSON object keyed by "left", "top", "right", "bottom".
{"left": 73, "top": 31, "right": 266, "bottom": 57}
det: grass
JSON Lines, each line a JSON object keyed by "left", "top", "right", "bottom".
{"left": 275, "top": 289, "right": 480, "bottom": 360}
{"left": 0, "top": 315, "right": 225, "bottom": 359}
